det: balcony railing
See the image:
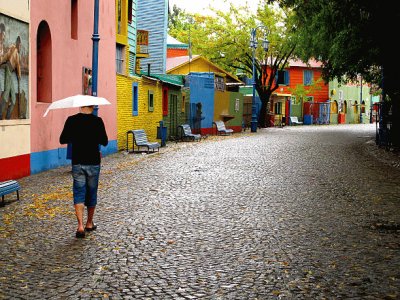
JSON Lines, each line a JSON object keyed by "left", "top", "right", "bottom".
{"left": 137, "top": 30, "right": 149, "bottom": 55}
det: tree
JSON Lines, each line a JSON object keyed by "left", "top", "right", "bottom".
{"left": 168, "top": 1, "right": 297, "bottom": 127}
{"left": 273, "top": 0, "right": 400, "bottom": 147}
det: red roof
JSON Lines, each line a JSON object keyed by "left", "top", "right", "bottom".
{"left": 288, "top": 58, "right": 323, "bottom": 68}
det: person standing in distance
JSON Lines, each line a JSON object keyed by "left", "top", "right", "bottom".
{"left": 60, "top": 105, "right": 108, "bottom": 238}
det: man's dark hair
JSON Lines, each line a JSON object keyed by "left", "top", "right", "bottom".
{"left": 16, "top": 36, "right": 21, "bottom": 45}
{"left": 0, "top": 23, "right": 5, "bottom": 34}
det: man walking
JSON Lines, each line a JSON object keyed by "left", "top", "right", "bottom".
{"left": 60, "top": 105, "right": 108, "bottom": 238}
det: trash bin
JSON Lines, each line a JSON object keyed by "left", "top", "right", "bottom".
{"left": 304, "top": 114, "right": 313, "bottom": 125}
{"left": 157, "top": 121, "right": 167, "bottom": 147}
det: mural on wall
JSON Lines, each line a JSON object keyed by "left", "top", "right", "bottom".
{"left": 0, "top": 13, "right": 29, "bottom": 120}
{"left": 82, "top": 67, "right": 92, "bottom": 95}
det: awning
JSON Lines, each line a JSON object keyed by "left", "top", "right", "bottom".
{"left": 275, "top": 93, "right": 292, "bottom": 97}
{"left": 226, "top": 82, "right": 245, "bottom": 86}
{"left": 220, "top": 114, "right": 235, "bottom": 121}
{"left": 142, "top": 74, "right": 184, "bottom": 87}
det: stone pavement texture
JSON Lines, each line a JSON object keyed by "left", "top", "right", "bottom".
{"left": 0, "top": 124, "right": 399, "bottom": 299}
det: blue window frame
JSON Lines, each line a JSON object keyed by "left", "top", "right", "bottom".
{"left": 132, "top": 82, "right": 138, "bottom": 116}
{"left": 303, "top": 70, "right": 313, "bottom": 86}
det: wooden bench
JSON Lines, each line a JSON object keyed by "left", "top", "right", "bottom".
{"left": 178, "top": 124, "right": 201, "bottom": 142}
{"left": 289, "top": 116, "right": 303, "bottom": 125}
{"left": 130, "top": 129, "right": 160, "bottom": 153}
{"left": 213, "top": 121, "right": 234, "bottom": 135}
{"left": 0, "top": 180, "right": 20, "bottom": 206}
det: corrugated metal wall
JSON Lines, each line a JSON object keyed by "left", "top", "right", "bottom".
{"left": 137, "top": 0, "right": 168, "bottom": 74}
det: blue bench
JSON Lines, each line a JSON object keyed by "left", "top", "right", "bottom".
{"left": 131, "top": 129, "right": 160, "bottom": 153}
{"left": 0, "top": 180, "right": 20, "bottom": 206}
{"left": 178, "top": 124, "right": 201, "bottom": 142}
{"left": 214, "top": 121, "right": 234, "bottom": 135}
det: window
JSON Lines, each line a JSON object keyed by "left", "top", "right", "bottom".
{"left": 71, "top": 0, "right": 78, "bottom": 39}
{"left": 162, "top": 87, "right": 168, "bottom": 116}
{"left": 331, "top": 100, "right": 338, "bottom": 114}
{"left": 182, "top": 94, "right": 186, "bottom": 112}
{"left": 342, "top": 100, "right": 347, "bottom": 113}
{"left": 306, "top": 96, "right": 314, "bottom": 102}
{"left": 117, "top": 0, "right": 122, "bottom": 34}
{"left": 354, "top": 101, "right": 359, "bottom": 114}
{"left": 128, "top": 0, "right": 133, "bottom": 23}
{"left": 132, "top": 82, "right": 138, "bottom": 116}
{"left": 116, "top": 44, "right": 124, "bottom": 74}
{"left": 277, "top": 70, "right": 289, "bottom": 85}
{"left": 37, "top": 21, "right": 52, "bottom": 103}
{"left": 303, "top": 70, "right": 313, "bottom": 86}
{"left": 274, "top": 102, "right": 282, "bottom": 114}
{"left": 214, "top": 76, "right": 225, "bottom": 91}
{"left": 148, "top": 90, "right": 154, "bottom": 112}
{"left": 116, "top": 0, "right": 127, "bottom": 36}
{"left": 290, "top": 96, "right": 297, "bottom": 105}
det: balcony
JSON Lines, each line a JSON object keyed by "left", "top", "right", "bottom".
{"left": 137, "top": 30, "right": 149, "bottom": 58}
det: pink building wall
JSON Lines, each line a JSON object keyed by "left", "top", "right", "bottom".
{"left": 30, "top": 0, "right": 117, "bottom": 173}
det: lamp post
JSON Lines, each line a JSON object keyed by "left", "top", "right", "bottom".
{"left": 92, "top": 0, "right": 100, "bottom": 115}
{"left": 250, "top": 25, "right": 269, "bottom": 132}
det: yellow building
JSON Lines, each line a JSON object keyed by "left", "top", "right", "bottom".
{"left": 116, "top": 0, "right": 162, "bottom": 151}
{"left": 167, "top": 55, "right": 244, "bottom": 132}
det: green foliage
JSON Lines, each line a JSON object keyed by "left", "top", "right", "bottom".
{"left": 168, "top": 0, "right": 298, "bottom": 126}
{"left": 288, "top": 78, "right": 322, "bottom": 103}
{"left": 273, "top": 0, "right": 399, "bottom": 98}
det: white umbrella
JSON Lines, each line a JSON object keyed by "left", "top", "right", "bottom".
{"left": 43, "top": 94, "right": 111, "bottom": 117}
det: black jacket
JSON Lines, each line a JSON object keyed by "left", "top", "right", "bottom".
{"left": 60, "top": 113, "right": 108, "bottom": 165}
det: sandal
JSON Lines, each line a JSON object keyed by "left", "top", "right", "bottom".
{"left": 76, "top": 230, "right": 86, "bottom": 238}
{"left": 85, "top": 223, "right": 97, "bottom": 232}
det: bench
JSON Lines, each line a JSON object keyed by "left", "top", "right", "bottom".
{"left": 0, "top": 180, "right": 20, "bottom": 206}
{"left": 178, "top": 124, "right": 201, "bottom": 142}
{"left": 130, "top": 129, "right": 160, "bottom": 153}
{"left": 213, "top": 120, "right": 234, "bottom": 135}
{"left": 289, "top": 116, "right": 303, "bottom": 125}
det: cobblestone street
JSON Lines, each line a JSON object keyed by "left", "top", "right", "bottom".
{"left": 1, "top": 124, "right": 399, "bottom": 299}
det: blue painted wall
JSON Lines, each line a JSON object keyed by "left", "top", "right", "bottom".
{"left": 187, "top": 73, "right": 215, "bottom": 131}
{"left": 30, "top": 141, "right": 118, "bottom": 174}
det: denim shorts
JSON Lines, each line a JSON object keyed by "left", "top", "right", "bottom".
{"left": 72, "top": 164, "right": 100, "bottom": 207}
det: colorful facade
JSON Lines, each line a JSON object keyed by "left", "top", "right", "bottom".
{"left": 167, "top": 55, "right": 244, "bottom": 134}
{"left": 329, "top": 78, "right": 372, "bottom": 125}
{"left": 137, "top": 0, "right": 168, "bottom": 74}
{"left": 269, "top": 60, "right": 329, "bottom": 125}
{"left": 116, "top": 0, "right": 164, "bottom": 151}
{"left": 0, "top": 0, "right": 30, "bottom": 180}
{"left": 0, "top": 0, "right": 117, "bottom": 181}
{"left": 167, "top": 35, "right": 189, "bottom": 58}
{"left": 29, "top": 0, "right": 117, "bottom": 175}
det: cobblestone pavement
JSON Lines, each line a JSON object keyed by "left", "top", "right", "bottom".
{"left": 1, "top": 124, "right": 400, "bottom": 299}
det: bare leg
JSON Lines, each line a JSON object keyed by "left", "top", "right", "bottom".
{"left": 85, "top": 206, "right": 96, "bottom": 229}
{"left": 74, "top": 203, "right": 85, "bottom": 232}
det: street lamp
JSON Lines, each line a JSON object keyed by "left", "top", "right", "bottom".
{"left": 92, "top": 0, "right": 100, "bottom": 115}
{"left": 250, "top": 25, "right": 269, "bottom": 132}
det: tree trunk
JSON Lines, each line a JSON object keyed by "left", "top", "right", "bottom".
{"left": 258, "top": 91, "right": 272, "bottom": 128}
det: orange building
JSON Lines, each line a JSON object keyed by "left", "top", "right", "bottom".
{"left": 267, "top": 59, "right": 329, "bottom": 125}
{"left": 167, "top": 35, "right": 189, "bottom": 58}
